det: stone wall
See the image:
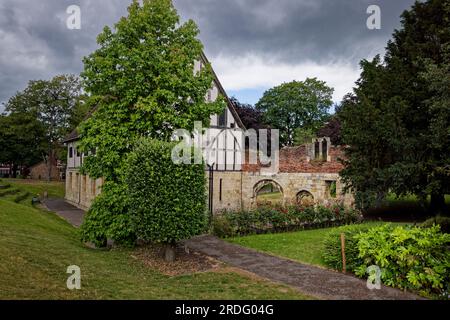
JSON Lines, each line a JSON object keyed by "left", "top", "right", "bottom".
{"left": 65, "top": 168, "right": 103, "bottom": 210}
{"left": 29, "top": 162, "right": 61, "bottom": 181}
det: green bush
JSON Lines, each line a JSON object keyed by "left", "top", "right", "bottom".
{"left": 322, "top": 223, "right": 375, "bottom": 273}
{"left": 354, "top": 224, "right": 450, "bottom": 297}
{"left": 80, "top": 182, "right": 136, "bottom": 248}
{"left": 125, "top": 139, "right": 207, "bottom": 245}
{"left": 213, "top": 204, "right": 362, "bottom": 238}
{"left": 421, "top": 216, "right": 450, "bottom": 234}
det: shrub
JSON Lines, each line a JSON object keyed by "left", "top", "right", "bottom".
{"left": 421, "top": 216, "right": 450, "bottom": 234}
{"left": 322, "top": 223, "right": 374, "bottom": 273}
{"left": 354, "top": 224, "right": 450, "bottom": 297}
{"left": 125, "top": 139, "right": 207, "bottom": 260}
{"left": 80, "top": 182, "right": 136, "bottom": 248}
{"left": 212, "top": 204, "right": 362, "bottom": 238}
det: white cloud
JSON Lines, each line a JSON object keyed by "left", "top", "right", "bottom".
{"left": 210, "top": 54, "right": 360, "bottom": 103}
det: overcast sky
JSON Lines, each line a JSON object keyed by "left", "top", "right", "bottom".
{"left": 0, "top": 0, "right": 417, "bottom": 113}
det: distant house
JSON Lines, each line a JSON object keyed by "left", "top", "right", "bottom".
{"left": 0, "top": 164, "right": 10, "bottom": 178}
{"left": 29, "top": 159, "right": 64, "bottom": 181}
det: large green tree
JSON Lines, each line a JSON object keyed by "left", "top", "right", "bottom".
{"left": 339, "top": 0, "right": 450, "bottom": 214}
{"left": 4, "top": 74, "right": 85, "bottom": 180}
{"left": 256, "top": 78, "right": 333, "bottom": 146}
{"left": 78, "top": 0, "right": 225, "bottom": 246}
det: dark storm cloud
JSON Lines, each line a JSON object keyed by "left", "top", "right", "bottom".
{"left": 0, "top": 0, "right": 416, "bottom": 110}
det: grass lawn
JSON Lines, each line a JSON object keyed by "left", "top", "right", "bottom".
{"left": 0, "top": 197, "right": 310, "bottom": 300}
{"left": 227, "top": 222, "right": 394, "bottom": 268}
{"left": 3, "top": 178, "right": 65, "bottom": 199}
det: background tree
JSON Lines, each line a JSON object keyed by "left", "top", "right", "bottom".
{"left": 230, "top": 97, "right": 267, "bottom": 130}
{"left": 317, "top": 116, "right": 342, "bottom": 145}
{"left": 340, "top": 0, "right": 450, "bottom": 214}
{"left": 78, "top": 0, "right": 225, "bottom": 246}
{"left": 0, "top": 113, "right": 47, "bottom": 177}
{"left": 256, "top": 78, "right": 333, "bottom": 146}
{"left": 4, "top": 74, "right": 85, "bottom": 180}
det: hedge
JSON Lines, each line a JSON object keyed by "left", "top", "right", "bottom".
{"left": 213, "top": 204, "right": 362, "bottom": 238}
{"left": 125, "top": 139, "right": 207, "bottom": 245}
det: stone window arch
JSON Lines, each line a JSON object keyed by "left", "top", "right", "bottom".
{"left": 254, "top": 180, "right": 284, "bottom": 206}
{"left": 296, "top": 190, "right": 315, "bottom": 206}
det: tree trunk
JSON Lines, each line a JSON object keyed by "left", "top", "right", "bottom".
{"left": 429, "top": 193, "right": 449, "bottom": 216}
{"left": 11, "top": 164, "right": 18, "bottom": 178}
{"left": 164, "top": 243, "right": 176, "bottom": 262}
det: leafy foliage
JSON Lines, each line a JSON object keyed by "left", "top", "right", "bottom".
{"left": 2, "top": 74, "right": 85, "bottom": 177}
{"left": 322, "top": 224, "right": 375, "bottom": 273}
{"left": 213, "top": 204, "right": 361, "bottom": 238}
{"left": 256, "top": 78, "right": 333, "bottom": 146}
{"left": 78, "top": 0, "right": 224, "bottom": 245}
{"left": 339, "top": 0, "right": 450, "bottom": 213}
{"left": 354, "top": 224, "right": 450, "bottom": 297}
{"left": 80, "top": 182, "right": 135, "bottom": 247}
{"left": 317, "top": 116, "right": 342, "bottom": 145}
{"left": 421, "top": 216, "right": 450, "bottom": 234}
{"left": 125, "top": 139, "right": 207, "bottom": 244}
{"left": 231, "top": 97, "right": 267, "bottom": 130}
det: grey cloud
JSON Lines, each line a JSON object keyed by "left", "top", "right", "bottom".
{"left": 0, "top": 0, "right": 416, "bottom": 111}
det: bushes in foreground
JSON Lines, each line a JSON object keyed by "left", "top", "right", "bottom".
{"left": 323, "top": 223, "right": 450, "bottom": 298}
{"left": 354, "top": 224, "right": 450, "bottom": 297}
{"left": 322, "top": 224, "right": 375, "bottom": 273}
{"left": 213, "top": 204, "right": 361, "bottom": 238}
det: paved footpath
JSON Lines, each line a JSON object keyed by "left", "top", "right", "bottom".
{"left": 185, "top": 235, "right": 423, "bottom": 300}
{"left": 43, "top": 198, "right": 85, "bottom": 227}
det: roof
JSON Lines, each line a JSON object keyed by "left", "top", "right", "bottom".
{"left": 63, "top": 52, "right": 246, "bottom": 144}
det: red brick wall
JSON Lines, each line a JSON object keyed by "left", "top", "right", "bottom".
{"left": 242, "top": 145, "right": 346, "bottom": 174}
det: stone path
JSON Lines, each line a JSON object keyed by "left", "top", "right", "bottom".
{"left": 185, "top": 235, "right": 423, "bottom": 300}
{"left": 43, "top": 198, "right": 85, "bottom": 227}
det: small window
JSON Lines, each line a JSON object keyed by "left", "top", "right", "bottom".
{"left": 69, "top": 147, "right": 73, "bottom": 158}
{"left": 218, "top": 109, "right": 227, "bottom": 127}
{"left": 326, "top": 181, "right": 337, "bottom": 198}
{"left": 76, "top": 149, "right": 81, "bottom": 157}
{"left": 219, "top": 179, "right": 223, "bottom": 201}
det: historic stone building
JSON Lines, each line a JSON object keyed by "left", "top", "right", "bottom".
{"left": 64, "top": 53, "right": 353, "bottom": 212}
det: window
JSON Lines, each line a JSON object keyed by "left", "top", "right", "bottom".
{"left": 91, "top": 179, "right": 96, "bottom": 196}
{"left": 326, "top": 181, "right": 337, "bottom": 198}
{"left": 219, "top": 179, "right": 223, "bottom": 201}
{"left": 69, "top": 147, "right": 73, "bottom": 158}
{"left": 76, "top": 148, "right": 81, "bottom": 157}
{"left": 218, "top": 109, "right": 227, "bottom": 127}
